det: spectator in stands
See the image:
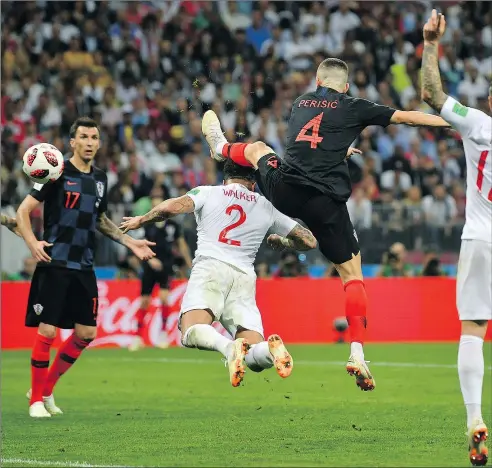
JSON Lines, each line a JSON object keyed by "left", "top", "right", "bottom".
{"left": 377, "top": 242, "right": 414, "bottom": 277}
{"left": 420, "top": 248, "right": 446, "bottom": 277}
{"left": 274, "top": 250, "right": 306, "bottom": 278}
{"left": 347, "top": 187, "right": 372, "bottom": 231}
{"left": 422, "top": 184, "right": 458, "bottom": 245}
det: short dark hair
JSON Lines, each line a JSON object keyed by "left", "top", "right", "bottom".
{"left": 318, "top": 58, "right": 349, "bottom": 73}
{"left": 223, "top": 159, "right": 256, "bottom": 182}
{"left": 69, "top": 117, "right": 100, "bottom": 138}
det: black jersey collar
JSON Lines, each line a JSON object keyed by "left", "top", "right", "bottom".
{"left": 316, "top": 86, "right": 340, "bottom": 95}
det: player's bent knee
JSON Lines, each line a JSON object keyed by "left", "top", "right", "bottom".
{"left": 461, "top": 320, "right": 488, "bottom": 339}
{"left": 140, "top": 296, "right": 151, "bottom": 309}
{"left": 246, "top": 141, "right": 275, "bottom": 166}
{"left": 74, "top": 325, "right": 97, "bottom": 341}
{"left": 236, "top": 328, "right": 264, "bottom": 344}
{"left": 335, "top": 252, "right": 363, "bottom": 284}
{"left": 38, "top": 323, "right": 57, "bottom": 340}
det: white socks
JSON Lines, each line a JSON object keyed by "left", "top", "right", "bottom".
{"left": 244, "top": 341, "right": 273, "bottom": 372}
{"left": 458, "top": 334, "right": 484, "bottom": 428}
{"left": 350, "top": 342, "right": 365, "bottom": 361}
{"left": 216, "top": 142, "right": 226, "bottom": 155}
{"left": 181, "top": 324, "right": 232, "bottom": 358}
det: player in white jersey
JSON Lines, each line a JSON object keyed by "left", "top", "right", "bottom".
{"left": 422, "top": 10, "right": 491, "bottom": 466}
{"left": 120, "top": 160, "right": 317, "bottom": 387}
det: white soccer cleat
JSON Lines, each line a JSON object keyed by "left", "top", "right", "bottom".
{"left": 268, "top": 334, "right": 293, "bottom": 378}
{"left": 155, "top": 331, "right": 170, "bottom": 349}
{"left": 128, "top": 336, "right": 144, "bottom": 352}
{"left": 226, "top": 338, "right": 249, "bottom": 387}
{"left": 29, "top": 401, "right": 51, "bottom": 418}
{"left": 26, "top": 389, "right": 63, "bottom": 415}
{"left": 202, "top": 110, "right": 227, "bottom": 162}
{"left": 346, "top": 355, "right": 376, "bottom": 391}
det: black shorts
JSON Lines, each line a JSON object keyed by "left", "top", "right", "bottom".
{"left": 256, "top": 154, "right": 359, "bottom": 265}
{"left": 26, "top": 267, "right": 98, "bottom": 329}
{"left": 141, "top": 262, "right": 173, "bottom": 296}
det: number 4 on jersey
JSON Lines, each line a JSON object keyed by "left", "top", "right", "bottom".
{"left": 295, "top": 112, "right": 324, "bottom": 149}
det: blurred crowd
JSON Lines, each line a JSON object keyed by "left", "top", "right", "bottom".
{"left": 1, "top": 0, "right": 491, "bottom": 271}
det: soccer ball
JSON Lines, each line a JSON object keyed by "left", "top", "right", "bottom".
{"left": 23, "top": 143, "right": 64, "bottom": 184}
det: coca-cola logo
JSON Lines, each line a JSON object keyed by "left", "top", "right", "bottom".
{"left": 60, "top": 281, "right": 231, "bottom": 348}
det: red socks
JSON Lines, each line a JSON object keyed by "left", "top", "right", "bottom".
{"left": 30, "top": 334, "right": 55, "bottom": 405}
{"left": 161, "top": 304, "right": 169, "bottom": 331}
{"left": 136, "top": 308, "right": 147, "bottom": 336}
{"left": 43, "top": 334, "right": 92, "bottom": 397}
{"left": 221, "top": 143, "right": 253, "bottom": 167}
{"left": 344, "top": 280, "right": 367, "bottom": 345}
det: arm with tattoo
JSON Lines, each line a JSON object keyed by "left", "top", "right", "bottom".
{"left": 97, "top": 213, "right": 131, "bottom": 246}
{"left": 268, "top": 224, "right": 317, "bottom": 252}
{"left": 421, "top": 42, "right": 448, "bottom": 112}
{"left": 1, "top": 213, "right": 20, "bottom": 236}
{"left": 140, "top": 195, "right": 195, "bottom": 226}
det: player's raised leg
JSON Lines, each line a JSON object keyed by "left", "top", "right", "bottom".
{"left": 238, "top": 329, "right": 293, "bottom": 378}
{"left": 180, "top": 309, "right": 249, "bottom": 387}
{"left": 202, "top": 110, "right": 274, "bottom": 169}
{"left": 334, "top": 253, "right": 375, "bottom": 391}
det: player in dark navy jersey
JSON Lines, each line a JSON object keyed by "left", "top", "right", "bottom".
{"left": 130, "top": 189, "right": 192, "bottom": 351}
{"left": 16, "top": 117, "right": 156, "bottom": 418}
{"left": 202, "top": 58, "right": 451, "bottom": 392}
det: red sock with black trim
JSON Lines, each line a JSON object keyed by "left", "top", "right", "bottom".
{"left": 344, "top": 280, "right": 367, "bottom": 346}
{"left": 43, "top": 334, "right": 92, "bottom": 396}
{"left": 30, "top": 334, "right": 55, "bottom": 405}
{"left": 220, "top": 143, "right": 253, "bottom": 167}
{"left": 136, "top": 308, "right": 147, "bottom": 336}
{"left": 161, "top": 304, "right": 169, "bottom": 331}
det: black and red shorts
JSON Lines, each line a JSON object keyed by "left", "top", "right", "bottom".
{"left": 256, "top": 153, "right": 359, "bottom": 265}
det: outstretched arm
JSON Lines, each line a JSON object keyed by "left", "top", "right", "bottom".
{"left": 268, "top": 224, "right": 317, "bottom": 251}
{"left": 98, "top": 213, "right": 156, "bottom": 260}
{"left": 421, "top": 9, "right": 448, "bottom": 112}
{"left": 390, "top": 110, "right": 450, "bottom": 127}
{"left": 1, "top": 213, "right": 21, "bottom": 237}
{"left": 119, "top": 195, "right": 196, "bottom": 233}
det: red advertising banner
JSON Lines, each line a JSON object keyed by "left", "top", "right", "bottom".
{"left": 1, "top": 278, "right": 491, "bottom": 350}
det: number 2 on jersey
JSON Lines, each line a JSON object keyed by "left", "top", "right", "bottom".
{"left": 295, "top": 112, "right": 324, "bottom": 149}
{"left": 477, "top": 150, "right": 492, "bottom": 201}
{"left": 218, "top": 205, "right": 246, "bottom": 246}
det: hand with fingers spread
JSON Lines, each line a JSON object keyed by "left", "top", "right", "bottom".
{"left": 346, "top": 147, "right": 362, "bottom": 160}
{"left": 423, "top": 8, "right": 446, "bottom": 44}
{"left": 126, "top": 237, "right": 156, "bottom": 261}
{"left": 28, "top": 240, "right": 53, "bottom": 263}
{"left": 119, "top": 216, "right": 144, "bottom": 234}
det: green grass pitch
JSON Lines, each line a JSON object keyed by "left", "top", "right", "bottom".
{"left": 2, "top": 343, "right": 491, "bottom": 467}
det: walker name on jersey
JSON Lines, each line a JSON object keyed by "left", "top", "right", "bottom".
{"left": 222, "top": 188, "right": 258, "bottom": 203}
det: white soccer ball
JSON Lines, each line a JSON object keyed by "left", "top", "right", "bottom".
{"left": 23, "top": 143, "right": 64, "bottom": 184}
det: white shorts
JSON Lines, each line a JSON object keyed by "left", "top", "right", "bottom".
{"left": 456, "top": 239, "right": 492, "bottom": 321}
{"left": 180, "top": 257, "right": 264, "bottom": 338}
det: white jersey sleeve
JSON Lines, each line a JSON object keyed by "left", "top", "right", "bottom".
{"left": 270, "top": 207, "right": 297, "bottom": 237}
{"left": 186, "top": 186, "right": 213, "bottom": 211}
{"left": 441, "top": 96, "right": 490, "bottom": 145}
{"left": 441, "top": 96, "right": 492, "bottom": 243}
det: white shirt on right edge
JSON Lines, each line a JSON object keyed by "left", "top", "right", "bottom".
{"left": 186, "top": 183, "right": 297, "bottom": 276}
{"left": 440, "top": 96, "right": 492, "bottom": 243}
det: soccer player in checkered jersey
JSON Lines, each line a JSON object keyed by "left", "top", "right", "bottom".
{"left": 422, "top": 10, "right": 491, "bottom": 466}
{"left": 16, "top": 117, "right": 156, "bottom": 418}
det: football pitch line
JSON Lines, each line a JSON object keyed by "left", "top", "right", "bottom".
{"left": 1, "top": 458, "right": 129, "bottom": 467}
{"left": 101, "top": 356, "right": 492, "bottom": 370}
